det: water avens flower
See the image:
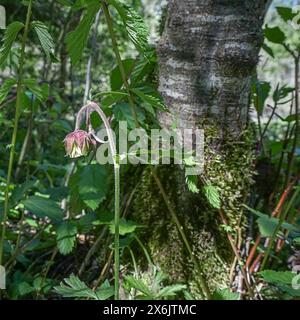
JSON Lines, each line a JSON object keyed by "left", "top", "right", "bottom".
{"left": 63, "top": 129, "right": 95, "bottom": 158}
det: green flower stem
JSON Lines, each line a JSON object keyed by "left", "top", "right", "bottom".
{"left": 114, "top": 164, "right": 120, "bottom": 300}
{"left": 0, "top": 0, "right": 33, "bottom": 267}
{"left": 76, "top": 101, "right": 120, "bottom": 299}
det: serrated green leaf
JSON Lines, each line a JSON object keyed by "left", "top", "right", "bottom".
{"left": 284, "top": 114, "right": 298, "bottom": 122}
{"left": 113, "top": 102, "right": 145, "bottom": 129}
{"left": 185, "top": 175, "right": 199, "bottom": 193}
{"left": 54, "top": 274, "right": 97, "bottom": 299}
{"left": 203, "top": 185, "right": 221, "bottom": 209}
{"left": 273, "top": 85, "right": 294, "bottom": 103}
{"left": 276, "top": 6, "right": 296, "bottom": 22}
{"left": 212, "top": 288, "right": 239, "bottom": 300}
{"left": 23, "top": 79, "right": 49, "bottom": 102}
{"left": 244, "top": 205, "right": 299, "bottom": 237}
{"left": 56, "top": 221, "right": 77, "bottom": 255}
{"left": 264, "top": 25, "right": 286, "bottom": 44}
{"left": 10, "top": 180, "right": 36, "bottom": 207}
{"left": 77, "top": 212, "right": 97, "bottom": 233}
{"left": 54, "top": 274, "right": 113, "bottom": 300}
{"left": 158, "top": 284, "right": 186, "bottom": 298}
{"left": 77, "top": 164, "right": 108, "bottom": 210}
{"left": 95, "top": 286, "right": 114, "bottom": 300}
{"left": 93, "top": 90, "right": 128, "bottom": 108}
{"left": 0, "top": 21, "right": 24, "bottom": 67}
{"left": 31, "top": 21, "right": 55, "bottom": 59}
{"left": 131, "top": 88, "right": 167, "bottom": 111}
{"left": 262, "top": 43, "right": 274, "bottom": 58}
{"left": 110, "top": 58, "right": 135, "bottom": 91}
{"left": 107, "top": 0, "right": 149, "bottom": 53}
{"left": 23, "top": 196, "right": 63, "bottom": 222}
{"left": 66, "top": 1, "right": 100, "bottom": 65}
{"left": 251, "top": 79, "right": 271, "bottom": 116}
{"left": 109, "top": 218, "right": 138, "bottom": 235}
{"left": 124, "top": 275, "right": 152, "bottom": 296}
{"left": 0, "top": 78, "right": 17, "bottom": 104}
{"left": 259, "top": 270, "right": 300, "bottom": 297}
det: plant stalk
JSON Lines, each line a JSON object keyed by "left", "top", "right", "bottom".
{"left": 0, "top": 0, "right": 33, "bottom": 267}
{"left": 101, "top": 1, "right": 139, "bottom": 127}
{"left": 76, "top": 101, "right": 120, "bottom": 299}
{"left": 114, "top": 164, "right": 120, "bottom": 300}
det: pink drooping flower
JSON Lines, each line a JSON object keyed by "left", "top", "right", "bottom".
{"left": 63, "top": 130, "right": 96, "bottom": 158}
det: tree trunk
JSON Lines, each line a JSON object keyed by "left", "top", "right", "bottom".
{"left": 131, "top": 0, "right": 269, "bottom": 298}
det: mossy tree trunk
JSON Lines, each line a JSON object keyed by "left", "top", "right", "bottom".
{"left": 131, "top": 0, "right": 269, "bottom": 297}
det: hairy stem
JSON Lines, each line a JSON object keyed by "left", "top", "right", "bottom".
{"left": 114, "top": 164, "right": 120, "bottom": 300}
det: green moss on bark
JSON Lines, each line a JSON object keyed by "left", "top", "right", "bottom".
{"left": 129, "top": 125, "right": 255, "bottom": 297}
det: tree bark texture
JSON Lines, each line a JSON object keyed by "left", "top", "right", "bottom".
{"left": 131, "top": 0, "right": 269, "bottom": 297}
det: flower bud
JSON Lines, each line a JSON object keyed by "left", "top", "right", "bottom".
{"left": 63, "top": 130, "right": 95, "bottom": 158}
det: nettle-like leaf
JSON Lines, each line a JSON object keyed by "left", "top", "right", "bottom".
{"left": 203, "top": 185, "right": 221, "bottom": 209}
{"left": 157, "top": 284, "right": 187, "bottom": 299}
{"left": 264, "top": 25, "right": 286, "bottom": 44}
{"left": 0, "top": 21, "right": 24, "bottom": 67}
{"left": 244, "top": 205, "right": 299, "bottom": 237}
{"left": 125, "top": 271, "right": 186, "bottom": 300}
{"left": 23, "top": 79, "right": 49, "bottom": 102}
{"left": 0, "top": 78, "right": 16, "bottom": 104}
{"left": 109, "top": 218, "right": 138, "bottom": 236}
{"left": 251, "top": 79, "right": 271, "bottom": 116}
{"left": 185, "top": 175, "right": 200, "bottom": 194}
{"left": 22, "top": 196, "right": 63, "bottom": 223}
{"left": 276, "top": 6, "right": 297, "bottom": 22}
{"left": 262, "top": 43, "right": 274, "bottom": 58}
{"left": 56, "top": 221, "right": 77, "bottom": 255}
{"left": 131, "top": 88, "right": 167, "bottom": 111}
{"left": 31, "top": 21, "right": 55, "bottom": 59}
{"left": 77, "top": 164, "right": 108, "bottom": 210}
{"left": 10, "top": 180, "right": 36, "bottom": 207}
{"left": 124, "top": 275, "right": 152, "bottom": 297}
{"left": 93, "top": 90, "right": 128, "bottom": 108}
{"left": 54, "top": 274, "right": 114, "bottom": 300}
{"left": 66, "top": 1, "right": 100, "bottom": 65}
{"left": 273, "top": 84, "right": 294, "bottom": 103}
{"left": 107, "top": 0, "right": 149, "bottom": 53}
{"left": 212, "top": 288, "right": 239, "bottom": 300}
{"left": 110, "top": 58, "right": 135, "bottom": 90}
{"left": 113, "top": 102, "right": 145, "bottom": 129}
{"left": 259, "top": 270, "right": 300, "bottom": 297}
{"left": 131, "top": 49, "right": 157, "bottom": 85}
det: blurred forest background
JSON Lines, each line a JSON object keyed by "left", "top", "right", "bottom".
{"left": 0, "top": 0, "right": 300, "bottom": 300}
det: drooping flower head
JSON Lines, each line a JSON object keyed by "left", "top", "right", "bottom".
{"left": 63, "top": 129, "right": 96, "bottom": 158}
